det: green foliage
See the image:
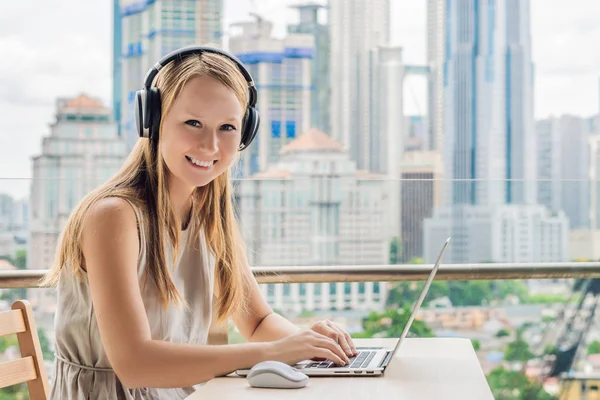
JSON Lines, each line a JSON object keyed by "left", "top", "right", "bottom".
{"left": 588, "top": 340, "right": 600, "bottom": 355}
{"left": 0, "top": 251, "right": 27, "bottom": 301}
{"left": 352, "top": 307, "right": 434, "bottom": 339}
{"left": 472, "top": 339, "right": 481, "bottom": 351}
{"left": 37, "top": 328, "right": 54, "bottom": 361}
{"left": 387, "top": 279, "right": 529, "bottom": 308}
{"left": 0, "top": 384, "right": 28, "bottom": 399}
{"left": 0, "top": 334, "right": 28, "bottom": 399}
{"left": 543, "top": 344, "right": 559, "bottom": 357}
{"left": 298, "top": 310, "right": 316, "bottom": 318}
{"left": 14, "top": 250, "right": 26, "bottom": 270}
{"left": 486, "top": 367, "right": 555, "bottom": 400}
{"left": 496, "top": 328, "right": 511, "bottom": 337}
{"left": 524, "top": 294, "right": 567, "bottom": 304}
{"left": 504, "top": 331, "right": 535, "bottom": 362}
{"left": 0, "top": 334, "right": 18, "bottom": 354}
{"left": 389, "top": 237, "right": 401, "bottom": 264}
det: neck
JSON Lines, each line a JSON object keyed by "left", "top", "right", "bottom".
{"left": 168, "top": 177, "right": 194, "bottom": 230}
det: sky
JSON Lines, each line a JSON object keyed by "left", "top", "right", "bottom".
{"left": 0, "top": 0, "right": 599, "bottom": 199}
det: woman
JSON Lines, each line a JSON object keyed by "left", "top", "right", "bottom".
{"left": 42, "top": 47, "right": 356, "bottom": 399}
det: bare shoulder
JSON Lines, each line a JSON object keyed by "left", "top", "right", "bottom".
{"left": 81, "top": 197, "right": 140, "bottom": 266}
{"left": 83, "top": 197, "right": 138, "bottom": 236}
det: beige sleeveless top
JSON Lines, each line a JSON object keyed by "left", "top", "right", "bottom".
{"left": 49, "top": 200, "right": 216, "bottom": 399}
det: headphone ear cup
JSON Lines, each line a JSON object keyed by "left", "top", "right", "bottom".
{"left": 240, "top": 107, "right": 259, "bottom": 150}
{"left": 134, "top": 90, "right": 146, "bottom": 138}
{"left": 148, "top": 87, "right": 162, "bottom": 141}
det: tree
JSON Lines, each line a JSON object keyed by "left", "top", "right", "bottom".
{"left": 0, "top": 334, "right": 18, "bottom": 354}
{"left": 389, "top": 237, "right": 402, "bottom": 264}
{"left": 588, "top": 340, "right": 600, "bottom": 355}
{"left": 0, "top": 334, "right": 27, "bottom": 399}
{"left": 472, "top": 339, "right": 481, "bottom": 351}
{"left": 487, "top": 367, "right": 555, "bottom": 400}
{"left": 496, "top": 328, "right": 511, "bottom": 337}
{"left": 504, "top": 331, "right": 535, "bottom": 362}
{"left": 386, "top": 279, "right": 529, "bottom": 309}
{"left": 352, "top": 307, "right": 434, "bottom": 339}
{"left": 37, "top": 328, "right": 54, "bottom": 361}
{"left": 13, "top": 250, "right": 26, "bottom": 270}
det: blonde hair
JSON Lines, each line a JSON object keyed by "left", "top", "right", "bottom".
{"left": 42, "top": 51, "right": 251, "bottom": 322}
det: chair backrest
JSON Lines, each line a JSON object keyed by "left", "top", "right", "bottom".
{"left": 0, "top": 300, "right": 49, "bottom": 399}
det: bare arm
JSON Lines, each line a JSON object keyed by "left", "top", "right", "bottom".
{"left": 231, "top": 264, "right": 356, "bottom": 359}
{"left": 83, "top": 198, "right": 271, "bottom": 388}
{"left": 232, "top": 270, "right": 300, "bottom": 343}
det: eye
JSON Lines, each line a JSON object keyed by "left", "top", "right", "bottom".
{"left": 221, "top": 124, "right": 237, "bottom": 131}
{"left": 185, "top": 120, "right": 201, "bottom": 128}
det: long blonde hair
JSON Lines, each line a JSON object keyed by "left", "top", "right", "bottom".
{"left": 42, "top": 51, "right": 251, "bottom": 322}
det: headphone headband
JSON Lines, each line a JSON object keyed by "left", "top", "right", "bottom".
{"left": 142, "top": 45, "right": 256, "bottom": 107}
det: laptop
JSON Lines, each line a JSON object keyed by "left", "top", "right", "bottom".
{"left": 236, "top": 237, "right": 450, "bottom": 377}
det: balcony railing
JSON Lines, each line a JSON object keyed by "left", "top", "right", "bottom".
{"left": 1, "top": 262, "right": 600, "bottom": 288}
{"left": 2, "top": 263, "right": 595, "bottom": 344}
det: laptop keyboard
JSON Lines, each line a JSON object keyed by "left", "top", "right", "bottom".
{"left": 307, "top": 351, "right": 376, "bottom": 369}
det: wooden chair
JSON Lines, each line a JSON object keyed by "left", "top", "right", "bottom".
{"left": 0, "top": 300, "right": 50, "bottom": 399}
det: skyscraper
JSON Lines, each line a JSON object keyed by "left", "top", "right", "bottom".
{"left": 329, "top": 0, "right": 390, "bottom": 171}
{"left": 229, "top": 16, "right": 314, "bottom": 176}
{"left": 112, "top": 0, "right": 122, "bottom": 138}
{"left": 425, "top": 0, "right": 566, "bottom": 263}
{"left": 117, "top": 0, "right": 225, "bottom": 151}
{"left": 441, "top": 0, "right": 535, "bottom": 206}
{"left": 427, "top": 0, "right": 444, "bottom": 151}
{"left": 288, "top": 3, "right": 330, "bottom": 134}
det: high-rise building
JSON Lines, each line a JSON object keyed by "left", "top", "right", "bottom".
{"left": 112, "top": 0, "right": 122, "bottom": 137}
{"left": 401, "top": 151, "right": 443, "bottom": 262}
{"left": 426, "top": 0, "right": 444, "bottom": 151}
{"left": 424, "top": 0, "right": 563, "bottom": 263}
{"left": 288, "top": 3, "right": 330, "bottom": 134}
{"left": 229, "top": 16, "right": 314, "bottom": 176}
{"left": 537, "top": 115, "right": 594, "bottom": 230}
{"left": 29, "top": 95, "right": 127, "bottom": 271}
{"left": 237, "top": 129, "right": 390, "bottom": 313}
{"left": 405, "top": 115, "right": 429, "bottom": 152}
{"left": 329, "top": 0, "right": 390, "bottom": 171}
{"left": 117, "top": 0, "right": 225, "bottom": 150}
{"left": 442, "top": 0, "right": 535, "bottom": 206}
{"left": 424, "top": 204, "right": 568, "bottom": 263}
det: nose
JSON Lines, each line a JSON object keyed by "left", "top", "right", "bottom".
{"left": 197, "top": 128, "right": 219, "bottom": 154}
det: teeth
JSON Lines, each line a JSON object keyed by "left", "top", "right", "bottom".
{"left": 188, "top": 156, "right": 214, "bottom": 168}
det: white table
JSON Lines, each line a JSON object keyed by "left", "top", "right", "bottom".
{"left": 187, "top": 338, "right": 494, "bottom": 400}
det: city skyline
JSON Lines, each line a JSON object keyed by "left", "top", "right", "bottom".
{"left": 0, "top": 0, "right": 599, "bottom": 199}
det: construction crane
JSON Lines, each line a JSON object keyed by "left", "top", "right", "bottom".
{"left": 531, "top": 278, "right": 600, "bottom": 398}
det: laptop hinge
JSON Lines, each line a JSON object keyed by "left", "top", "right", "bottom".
{"left": 378, "top": 351, "right": 394, "bottom": 368}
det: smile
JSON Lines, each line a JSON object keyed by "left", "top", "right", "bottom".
{"left": 185, "top": 155, "right": 217, "bottom": 169}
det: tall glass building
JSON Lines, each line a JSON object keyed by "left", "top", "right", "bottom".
{"left": 114, "top": 0, "right": 225, "bottom": 151}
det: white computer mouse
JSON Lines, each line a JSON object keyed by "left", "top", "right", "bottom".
{"left": 247, "top": 360, "right": 309, "bottom": 389}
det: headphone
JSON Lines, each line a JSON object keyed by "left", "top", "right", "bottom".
{"left": 134, "top": 45, "right": 260, "bottom": 151}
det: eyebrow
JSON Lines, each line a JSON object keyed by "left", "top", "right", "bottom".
{"left": 183, "top": 111, "right": 241, "bottom": 123}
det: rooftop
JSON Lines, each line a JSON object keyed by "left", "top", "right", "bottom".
{"left": 56, "top": 94, "right": 110, "bottom": 116}
{"left": 280, "top": 128, "right": 344, "bottom": 155}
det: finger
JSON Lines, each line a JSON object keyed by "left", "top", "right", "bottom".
{"left": 317, "top": 336, "right": 350, "bottom": 364}
{"left": 343, "top": 330, "right": 357, "bottom": 355}
{"left": 315, "top": 348, "right": 345, "bottom": 366}
{"left": 335, "top": 328, "right": 355, "bottom": 357}
{"left": 323, "top": 328, "right": 350, "bottom": 363}
{"left": 326, "top": 321, "right": 355, "bottom": 356}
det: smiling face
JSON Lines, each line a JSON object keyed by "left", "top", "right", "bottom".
{"left": 159, "top": 74, "right": 245, "bottom": 193}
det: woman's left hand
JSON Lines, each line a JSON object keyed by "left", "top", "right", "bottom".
{"left": 310, "top": 319, "right": 357, "bottom": 357}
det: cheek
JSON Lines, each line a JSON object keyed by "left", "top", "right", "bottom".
{"left": 220, "top": 133, "right": 242, "bottom": 158}
{"left": 159, "top": 136, "right": 186, "bottom": 170}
